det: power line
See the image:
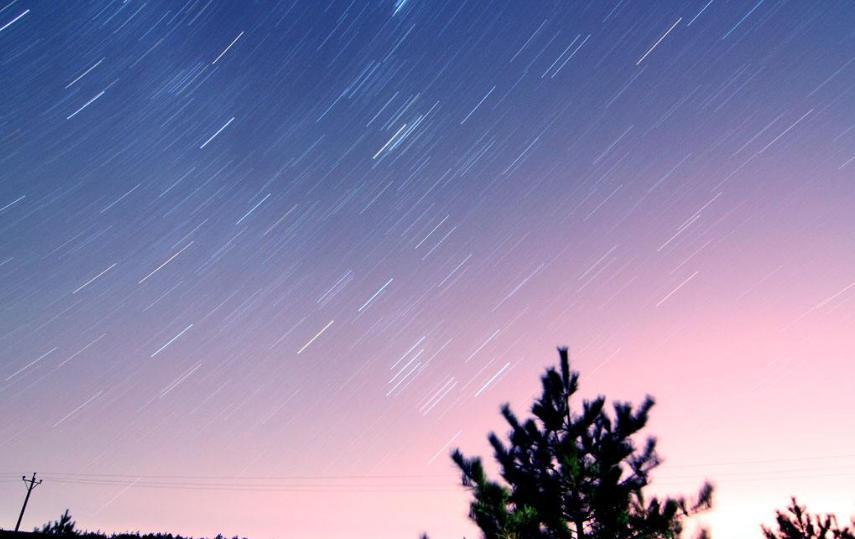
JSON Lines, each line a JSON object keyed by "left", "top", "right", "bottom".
{"left": 2, "top": 471, "right": 457, "bottom": 480}
{"left": 2, "top": 453, "right": 854, "bottom": 498}
{"left": 46, "top": 478, "right": 461, "bottom": 493}
{"left": 2, "top": 468, "right": 854, "bottom": 498}
{"left": 2, "top": 451, "right": 853, "bottom": 482}
{"left": 5, "top": 470, "right": 854, "bottom": 494}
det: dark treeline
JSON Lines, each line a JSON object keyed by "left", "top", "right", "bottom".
{"left": 27, "top": 348, "right": 855, "bottom": 539}
{"left": 32, "top": 510, "right": 245, "bottom": 539}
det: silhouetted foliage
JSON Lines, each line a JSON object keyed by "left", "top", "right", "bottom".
{"left": 762, "top": 498, "right": 855, "bottom": 539}
{"left": 33, "top": 510, "right": 247, "bottom": 539}
{"left": 450, "top": 347, "right": 713, "bottom": 539}
{"left": 38, "top": 509, "right": 76, "bottom": 535}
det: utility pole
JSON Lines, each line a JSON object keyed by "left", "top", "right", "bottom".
{"left": 14, "top": 472, "right": 42, "bottom": 532}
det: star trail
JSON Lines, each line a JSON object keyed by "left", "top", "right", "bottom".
{"left": 2, "top": 1, "right": 855, "bottom": 538}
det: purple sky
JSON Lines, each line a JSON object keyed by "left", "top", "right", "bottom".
{"left": 2, "top": 1, "right": 855, "bottom": 537}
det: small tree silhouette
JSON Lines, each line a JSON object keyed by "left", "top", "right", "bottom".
{"left": 450, "top": 347, "right": 713, "bottom": 539}
{"left": 31, "top": 510, "right": 253, "bottom": 539}
{"left": 762, "top": 498, "right": 855, "bottom": 539}
{"left": 38, "top": 509, "right": 77, "bottom": 535}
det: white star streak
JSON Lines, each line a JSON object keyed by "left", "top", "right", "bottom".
{"left": 212, "top": 31, "right": 244, "bottom": 64}
{"left": 636, "top": 18, "right": 682, "bottom": 65}
{"left": 358, "top": 278, "right": 393, "bottom": 312}
{"left": 53, "top": 390, "right": 103, "bottom": 428}
{"left": 0, "top": 9, "right": 28, "bottom": 33}
{"left": 138, "top": 242, "right": 193, "bottom": 284}
{"left": 199, "top": 117, "right": 235, "bottom": 149}
{"left": 297, "top": 320, "right": 334, "bottom": 354}
{"left": 73, "top": 263, "right": 117, "bottom": 294}
{"left": 656, "top": 271, "right": 699, "bottom": 307}
{"left": 475, "top": 362, "right": 512, "bottom": 397}
{"left": 66, "top": 90, "right": 105, "bottom": 120}
{"left": 150, "top": 324, "right": 194, "bottom": 358}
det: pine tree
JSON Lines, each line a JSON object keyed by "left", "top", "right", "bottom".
{"left": 762, "top": 498, "right": 855, "bottom": 539}
{"left": 38, "top": 509, "right": 77, "bottom": 535}
{"left": 452, "top": 347, "right": 713, "bottom": 539}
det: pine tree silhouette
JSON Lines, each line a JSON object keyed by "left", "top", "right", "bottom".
{"left": 762, "top": 498, "right": 855, "bottom": 539}
{"left": 38, "top": 509, "right": 77, "bottom": 535}
{"left": 450, "top": 347, "right": 713, "bottom": 539}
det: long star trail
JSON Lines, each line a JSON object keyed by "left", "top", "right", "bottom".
{"left": 636, "top": 17, "right": 682, "bottom": 65}
{"left": 199, "top": 117, "right": 235, "bottom": 149}
{"left": 358, "top": 278, "right": 393, "bottom": 312}
{"left": 0, "top": 195, "right": 25, "bottom": 213}
{"left": 655, "top": 270, "right": 700, "bottom": 307}
{"left": 6, "top": 348, "right": 57, "bottom": 381}
{"left": 474, "top": 361, "right": 511, "bottom": 397}
{"left": 72, "top": 263, "right": 117, "bottom": 294}
{"left": 66, "top": 58, "right": 105, "bottom": 88}
{"left": 372, "top": 124, "right": 408, "bottom": 159}
{"left": 426, "top": 429, "right": 462, "bottom": 464}
{"left": 722, "top": 0, "right": 766, "bottom": 40}
{"left": 0, "top": 8, "right": 28, "bottom": 33}
{"left": 58, "top": 334, "right": 107, "bottom": 368}
{"left": 66, "top": 90, "right": 106, "bottom": 119}
{"left": 100, "top": 184, "right": 141, "bottom": 213}
{"left": 688, "top": 0, "right": 716, "bottom": 26}
{"left": 138, "top": 242, "right": 194, "bottom": 284}
{"left": 460, "top": 86, "right": 495, "bottom": 124}
{"left": 52, "top": 390, "right": 104, "bottom": 428}
{"left": 150, "top": 324, "right": 194, "bottom": 358}
{"left": 297, "top": 319, "right": 334, "bottom": 354}
{"left": 160, "top": 361, "right": 203, "bottom": 397}
{"left": 236, "top": 193, "right": 271, "bottom": 225}
{"left": 212, "top": 31, "right": 244, "bottom": 64}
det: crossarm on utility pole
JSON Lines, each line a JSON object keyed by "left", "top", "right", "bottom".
{"left": 15, "top": 472, "right": 42, "bottom": 532}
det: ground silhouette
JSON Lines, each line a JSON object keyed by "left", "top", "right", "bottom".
{"left": 29, "top": 509, "right": 245, "bottom": 539}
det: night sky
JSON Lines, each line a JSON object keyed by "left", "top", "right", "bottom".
{"left": 2, "top": 1, "right": 855, "bottom": 537}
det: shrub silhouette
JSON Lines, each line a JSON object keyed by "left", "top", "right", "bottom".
{"left": 448, "top": 347, "right": 712, "bottom": 539}
{"left": 34, "top": 510, "right": 247, "bottom": 539}
{"left": 38, "top": 509, "right": 76, "bottom": 535}
{"left": 762, "top": 498, "right": 855, "bottom": 539}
